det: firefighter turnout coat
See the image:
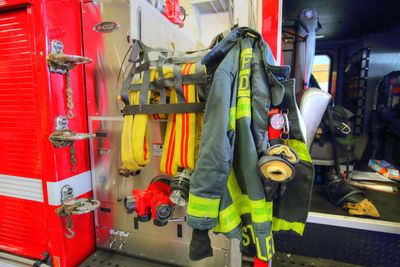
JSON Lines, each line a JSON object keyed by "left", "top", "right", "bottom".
{"left": 186, "top": 27, "right": 314, "bottom": 261}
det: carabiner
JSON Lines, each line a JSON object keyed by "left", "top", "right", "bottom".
{"left": 340, "top": 122, "right": 351, "bottom": 135}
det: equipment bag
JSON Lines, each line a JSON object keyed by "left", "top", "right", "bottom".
{"left": 368, "top": 71, "right": 400, "bottom": 168}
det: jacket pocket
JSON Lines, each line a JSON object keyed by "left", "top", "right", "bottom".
{"left": 251, "top": 94, "right": 271, "bottom": 156}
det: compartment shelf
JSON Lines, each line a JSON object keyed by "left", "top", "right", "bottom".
{"left": 308, "top": 185, "right": 400, "bottom": 234}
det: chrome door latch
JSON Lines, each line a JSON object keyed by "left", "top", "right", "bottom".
{"left": 49, "top": 116, "right": 97, "bottom": 172}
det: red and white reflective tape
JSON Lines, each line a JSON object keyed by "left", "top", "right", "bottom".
{"left": 0, "top": 174, "right": 44, "bottom": 202}
{"left": 0, "top": 171, "right": 92, "bottom": 206}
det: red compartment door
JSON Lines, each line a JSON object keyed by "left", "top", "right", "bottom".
{"left": 0, "top": 7, "right": 48, "bottom": 258}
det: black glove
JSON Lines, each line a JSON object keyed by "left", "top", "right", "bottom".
{"left": 262, "top": 179, "right": 287, "bottom": 201}
{"left": 189, "top": 229, "right": 213, "bottom": 261}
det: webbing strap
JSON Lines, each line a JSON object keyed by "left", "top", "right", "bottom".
{"left": 134, "top": 39, "right": 208, "bottom": 63}
{"left": 139, "top": 72, "right": 150, "bottom": 105}
{"left": 194, "top": 62, "right": 208, "bottom": 101}
{"left": 173, "top": 64, "right": 186, "bottom": 103}
{"left": 157, "top": 55, "right": 167, "bottom": 104}
{"left": 120, "top": 41, "right": 143, "bottom": 105}
{"left": 127, "top": 74, "right": 209, "bottom": 91}
{"left": 121, "top": 65, "right": 137, "bottom": 105}
{"left": 122, "top": 39, "right": 209, "bottom": 104}
{"left": 159, "top": 85, "right": 167, "bottom": 105}
{"left": 123, "top": 103, "right": 205, "bottom": 115}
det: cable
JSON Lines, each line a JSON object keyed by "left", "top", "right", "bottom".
{"left": 115, "top": 45, "right": 133, "bottom": 115}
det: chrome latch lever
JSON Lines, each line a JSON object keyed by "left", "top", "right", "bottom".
{"left": 49, "top": 116, "right": 97, "bottom": 172}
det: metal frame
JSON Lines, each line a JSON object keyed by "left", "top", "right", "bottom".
{"left": 307, "top": 212, "right": 400, "bottom": 235}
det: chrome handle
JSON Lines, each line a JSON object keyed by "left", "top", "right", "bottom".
{"left": 51, "top": 132, "right": 96, "bottom": 142}
{"left": 119, "top": 241, "right": 126, "bottom": 252}
{"left": 109, "top": 239, "right": 116, "bottom": 249}
{"left": 47, "top": 40, "right": 92, "bottom": 74}
{"left": 64, "top": 198, "right": 101, "bottom": 215}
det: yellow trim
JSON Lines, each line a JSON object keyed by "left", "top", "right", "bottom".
{"left": 272, "top": 217, "right": 305, "bottom": 235}
{"left": 237, "top": 90, "right": 251, "bottom": 97}
{"left": 237, "top": 47, "right": 252, "bottom": 119}
{"left": 237, "top": 97, "right": 251, "bottom": 119}
{"left": 242, "top": 48, "right": 253, "bottom": 54}
{"left": 187, "top": 193, "right": 220, "bottom": 218}
{"left": 287, "top": 139, "right": 312, "bottom": 163}
{"left": 213, "top": 204, "right": 242, "bottom": 233}
{"left": 213, "top": 171, "right": 273, "bottom": 233}
{"left": 228, "top": 107, "right": 236, "bottom": 131}
{"left": 250, "top": 199, "right": 273, "bottom": 223}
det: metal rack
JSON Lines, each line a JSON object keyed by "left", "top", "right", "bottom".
{"left": 343, "top": 47, "right": 371, "bottom": 135}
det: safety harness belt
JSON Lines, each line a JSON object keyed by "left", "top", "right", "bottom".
{"left": 120, "top": 40, "right": 208, "bottom": 172}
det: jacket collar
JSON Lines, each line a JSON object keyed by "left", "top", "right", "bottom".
{"left": 202, "top": 27, "right": 290, "bottom": 81}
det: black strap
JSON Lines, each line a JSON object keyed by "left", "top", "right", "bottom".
{"left": 121, "top": 41, "right": 143, "bottom": 105}
{"left": 138, "top": 53, "right": 151, "bottom": 105}
{"left": 134, "top": 39, "right": 207, "bottom": 60}
{"left": 157, "top": 54, "right": 167, "bottom": 104}
{"left": 121, "top": 39, "right": 209, "bottom": 107}
{"left": 121, "top": 64, "right": 137, "bottom": 105}
{"left": 127, "top": 74, "right": 208, "bottom": 91}
{"left": 123, "top": 103, "right": 205, "bottom": 115}
{"left": 128, "top": 40, "right": 142, "bottom": 63}
{"left": 328, "top": 107, "right": 341, "bottom": 176}
{"left": 194, "top": 62, "right": 208, "bottom": 101}
{"left": 173, "top": 64, "right": 186, "bottom": 103}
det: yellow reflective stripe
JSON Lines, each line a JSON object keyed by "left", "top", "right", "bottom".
{"left": 237, "top": 90, "right": 250, "bottom": 97}
{"left": 239, "top": 69, "right": 250, "bottom": 76}
{"left": 228, "top": 107, "right": 236, "bottom": 131}
{"left": 287, "top": 139, "right": 312, "bottom": 163}
{"left": 236, "top": 195, "right": 250, "bottom": 215}
{"left": 237, "top": 97, "right": 251, "bottom": 119}
{"left": 237, "top": 47, "right": 252, "bottom": 120}
{"left": 187, "top": 193, "right": 220, "bottom": 218}
{"left": 272, "top": 217, "right": 305, "bottom": 235}
{"left": 241, "top": 48, "right": 253, "bottom": 57}
{"left": 250, "top": 200, "right": 273, "bottom": 223}
{"left": 227, "top": 171, "right": 241, "bottom": 197}
{"left": 214, "top": 170, "right": 272, "bottom": 233}
{"left": 213, "top": 203, "right": 242, "bottom": 233}
{"left": 228, "top": 171, "right": 272, "bottom": 221}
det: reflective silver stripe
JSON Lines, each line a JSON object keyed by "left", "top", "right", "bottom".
{"left": 0, "top": 174, "right": 44, "bottom": 202}
{"left": 0, "top": 252, "right": 38, "bottom": 266}
{"left": 307, "top": 212, "right": 400, "bottom": 235}
{"left": 46, "top": 171, "right": 92, "bottom": 206}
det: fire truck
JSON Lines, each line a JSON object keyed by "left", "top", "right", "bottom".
{"left": 0, "top": 0, "right": 399, "bottom": 266}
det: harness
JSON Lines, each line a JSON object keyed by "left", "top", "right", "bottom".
{"left": 119, "top": 40, "right": 210, "bottom": 174}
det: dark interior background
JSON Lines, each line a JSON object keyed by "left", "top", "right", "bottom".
{"left": 283, "top": 0, "right": 400, "bottom": 41}
{"left": 283, "top": 0, "right": 400, "bottom": 135}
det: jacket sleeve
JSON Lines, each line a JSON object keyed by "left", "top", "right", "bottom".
{"left": 186, "top": 67, "right": 235, "bottom": 230}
